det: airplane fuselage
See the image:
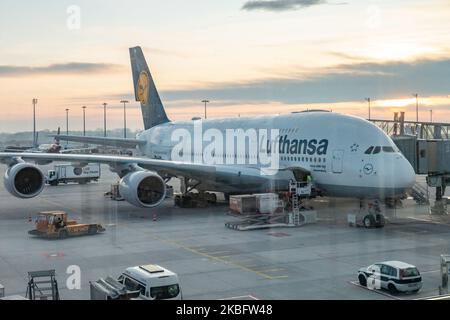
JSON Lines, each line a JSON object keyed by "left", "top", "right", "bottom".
{"left": 135, "top": 111, "right": 416, "bottom": 199}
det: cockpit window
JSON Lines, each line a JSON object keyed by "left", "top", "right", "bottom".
{"left": 365, "top": 146, "right": 397, "bottom": 155}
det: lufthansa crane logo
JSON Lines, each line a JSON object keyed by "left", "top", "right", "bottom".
{"left": 137, "top": 71, "right": 149, "bottom": 105}
{"left": 363, "top": 163, "right": 374, "bottom": 175}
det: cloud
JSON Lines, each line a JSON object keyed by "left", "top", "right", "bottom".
{"left": 327, "top": 51, "right": 370, "bottom": 62}
{"left": 65, "top": 57, "right": 450, "bottom": 114}
{"left": 242, "top": 0, "right": 327, "bottom": 12}
{"left": 0, "top": 62, "right": 122, "bottom": 77}
{"left": 157, "top": 58, "right": 450, "bottom": 105}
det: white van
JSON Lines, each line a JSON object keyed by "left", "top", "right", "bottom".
{"left": 118, "top": 264, "right": 182, "bottom": 300}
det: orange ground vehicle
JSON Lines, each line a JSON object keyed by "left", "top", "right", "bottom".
{"left": 28, "top": 211, "right": 105, "bottom": 239}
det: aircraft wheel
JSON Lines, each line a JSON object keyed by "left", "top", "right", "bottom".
{"left": 363, "top": 215, "right": 375, "bottom": 228}
{"left": 174, "top": 195, "right": 181, "bottom": 207}
{"left": 375, "top": 214, "right": 385, "bottom": 228}
{"left": 207, "top": 193, "right": 217, "bottom": 204}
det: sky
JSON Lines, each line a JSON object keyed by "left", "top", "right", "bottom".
{"left": 0, "top": 0, "right": 450, "bottom": 133}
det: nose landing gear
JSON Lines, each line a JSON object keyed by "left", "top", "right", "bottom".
{"left": 349, "top": 199, "right": 386, "bottom": 228}
{"left": 361, "top": 200, "right": 386, "bottom": 228}
{"left": 362, "top": 212, "right": 385, "bottom": 228}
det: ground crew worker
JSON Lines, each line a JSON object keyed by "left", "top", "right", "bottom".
{"left": 306, "top": 174, "right": 312, "bottom": 184}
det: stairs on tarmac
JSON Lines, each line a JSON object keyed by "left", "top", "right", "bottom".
{"left": 410, "top": 182, "right": 430, "bottom": 205}
{"left": 26, "top": 270, "right": 60, "bottom": 300}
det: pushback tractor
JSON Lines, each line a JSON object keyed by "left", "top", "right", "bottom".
{"left": 28, "top": 211, "right": 105, "bottom": 239}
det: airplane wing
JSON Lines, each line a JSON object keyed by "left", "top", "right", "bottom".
{"left": 0, "top": 152, "right": 289, "bottom": 184}
{"left": 51, "top": 134, "right": 146, "bottom": 149}
{"left": 0, "top": 152, "right": 241, "bottom": 182}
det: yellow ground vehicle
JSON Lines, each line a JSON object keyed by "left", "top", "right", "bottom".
{"left": 28, "top": 211, "right": 105, "bottom": 239}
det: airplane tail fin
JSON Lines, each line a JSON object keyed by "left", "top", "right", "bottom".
{"left": 54, "top": 127, "right": 60, "bottom": 145}
{"left": 129, "top": 46, "right": 170, "bottom": 130}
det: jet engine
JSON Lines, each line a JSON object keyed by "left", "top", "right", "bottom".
{"left": 4, "top": 163, "right": 45, "bottom": 199}
{"left": 119, "top": 170, "right": 166, "bottom": 208}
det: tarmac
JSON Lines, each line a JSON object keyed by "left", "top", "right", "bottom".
{"left": 1, "top": 164, "right": 450, "bottom": 300}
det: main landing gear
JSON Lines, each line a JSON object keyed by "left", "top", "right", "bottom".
{"left": 174, "top": 177, "right": 218, "bottom": 208}
{"left": 174, "top": 192, "right": 217, "bottom": 208}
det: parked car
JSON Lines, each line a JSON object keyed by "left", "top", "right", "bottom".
{"left": 357, "top": 261, "right": 422, "bottom": 293}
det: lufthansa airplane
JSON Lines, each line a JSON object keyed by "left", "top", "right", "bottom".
{"left": 0, "top": 47, "right": 415, "bottom": 208}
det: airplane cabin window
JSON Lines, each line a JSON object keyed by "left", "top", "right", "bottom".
{"left": 373, "top": 146, "right": 381, "bottom": 154}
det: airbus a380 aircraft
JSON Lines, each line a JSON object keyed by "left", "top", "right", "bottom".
{"left": 0, "top": 47, "right": 415, "bottom": 209}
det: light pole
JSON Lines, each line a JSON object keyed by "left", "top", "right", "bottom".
{"left": 82, "top": 106, "right": 87, "bottom": 136}
{"left": 202, "top": 100, "right": 210, "bottom": 119}
{"left": 413, "top": 93, "right": 419, "bottom": 122}
{"left": 65, "top": 108, "right": 69, "bottom": 147}
{"left": 102, "top": 102, "right": 107, "bottom": 137}
{"left": 430, "top": 109, "right": 433, "bottom": 123}
{"left": 32, "top": 98, "right": 38, "bottom": 148}
{"left": 365, "top": 98, "right": 371, "bottom": 120}
{"left": 65, "top": 109, "right": 70, "bottom": 135}
{"left": 120, "top": 100, "right": 129, "bottom": 138}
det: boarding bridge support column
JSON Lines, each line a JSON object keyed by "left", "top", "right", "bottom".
{"left": 427, "top": 175, "right": 448, "bottom": 215}
{"left": 439, "top": 255, "right": 450, "bottom": 295}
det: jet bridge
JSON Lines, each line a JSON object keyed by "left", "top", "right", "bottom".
{"left": 392, "top": 135, "right": 450, "bottom": 214}
{"left": 369, "top": 113, "right": 450, "bottom": 213}
{"left": 370, "top": 112, "right": 450, "bottom": 140}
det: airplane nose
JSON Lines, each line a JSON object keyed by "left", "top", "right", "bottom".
{"left": 396, "top": 158, "right": 416, "bottom": 190}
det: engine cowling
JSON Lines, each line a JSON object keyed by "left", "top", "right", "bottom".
{"left": 119, "top": 171, "right": 166, "bottom": 208}
{"left": 4, "top": 163, "right": 45, "bottom": 199}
